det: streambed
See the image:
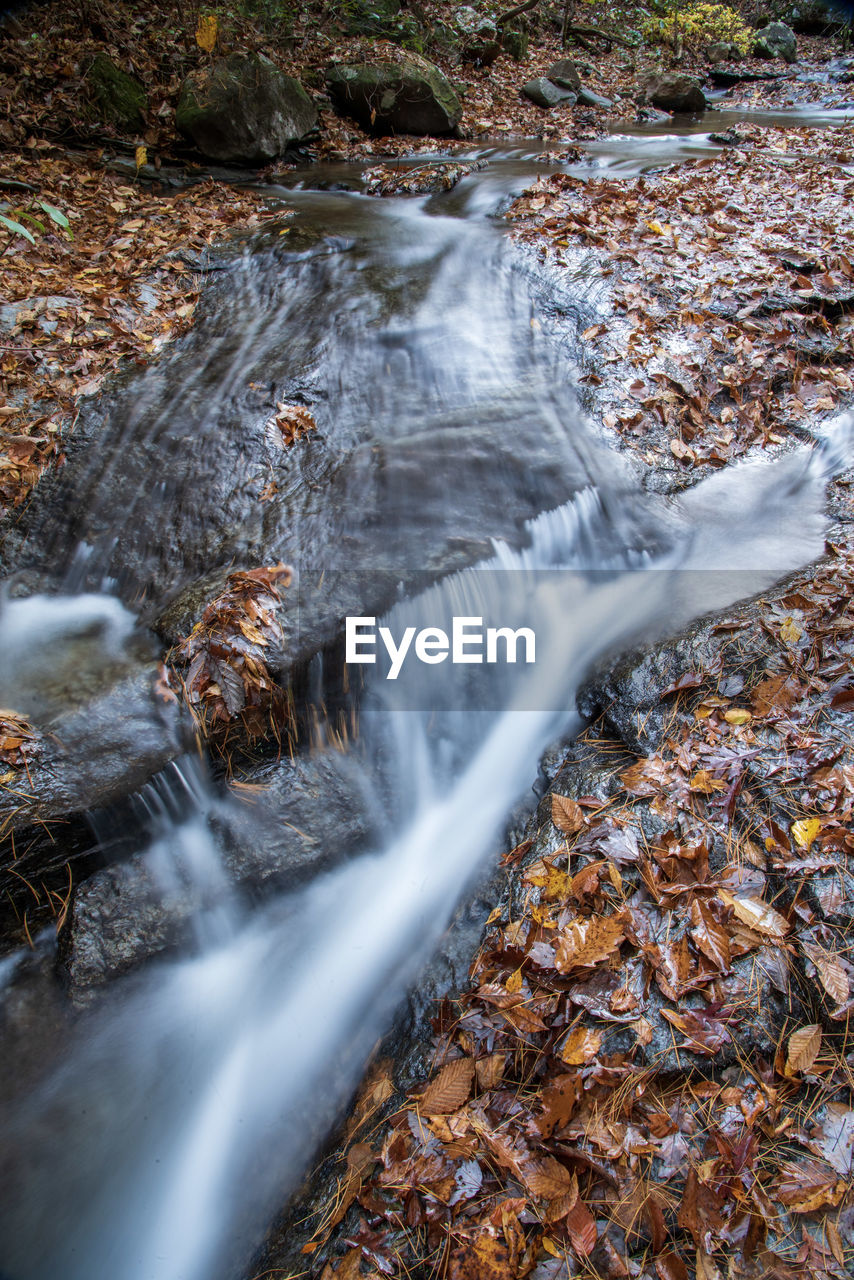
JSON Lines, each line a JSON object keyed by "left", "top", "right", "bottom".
{"left": 0, "top": 96, "right": 852, "bottom": 1280}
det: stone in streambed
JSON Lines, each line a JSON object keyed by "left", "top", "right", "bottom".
{"left": 753, "top": 21, "right": 798, "bottom": 62}
{"left": 523, "top": 77, "right": 577, "bottom": 109}
{"left": 325, "top": 54, "right": 462, "bottom": 136}
{"left": 177, "top": 53, "right": 317, "bottom": 165}
{"left": 59, "top": 750, "right": 376, "bottom": 1002}
{"left": 638, "top": 72, "right": 707, "bottom": 114}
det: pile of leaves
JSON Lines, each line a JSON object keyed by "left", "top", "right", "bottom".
{"left": 0, "top": 146, "right": 264, "bottom": 513}
{"left": 299, "top": 532, "right": 854, "bottom": 1279}
{"left": 362, "top": 160, "right": 484, "bottom": 197}
{"left": 167, "top": 562, "right": 294, "bottom": 751}
{"left": 510, "top": 124, "right": 854, "bottom": 473}
{"left": 0, "top": 710, "right": 38, "bottom": 771}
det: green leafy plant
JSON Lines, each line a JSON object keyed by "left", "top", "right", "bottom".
{"left": 0, "top": 199, "right": 71, "bottom": 246}
{"left": 642, "top": 1, "right": 752, "bottom": 53}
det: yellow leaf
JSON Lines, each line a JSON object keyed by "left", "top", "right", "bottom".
{"left": 785, "top": 1024, "right": 822, "bottom": 1076}
{"left": 647, "top": 220, "right": 666, "bottom": 235}
{"left": 134, "top": 145, "right": 147, "bottom": 171}
{"left": 690, "top": 769, "right": 726, "bottom": 794}
{"left": 542, "top": 1238, "right": 564, "bottom": 1259}
{"left": 792, "top": 817, "right": 821, "bottom": 850}
{"left": 560, "top": 1026, "right": 603, "bottom": 1066}
{"left": 195, "top": 13, "right": 218, "bottom": 53}
{"left": 724, "top": 708, "right": 751, "bottom": 726}
{"left": 506, "top": 967, "right": 523, "bottom": 994}
{"left": 779, "top": 616, "right": 803, "bottom": 644}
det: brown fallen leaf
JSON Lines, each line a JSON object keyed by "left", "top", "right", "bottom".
{"left": 418, "top": 1057, "right": 474, "bottom": 1114}
{"left": 551, "top": 792, "right": 585, "bottom": 836}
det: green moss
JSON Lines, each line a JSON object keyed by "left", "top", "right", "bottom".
{"left": 87, "top": 53, "right": 147, "bottom": 130}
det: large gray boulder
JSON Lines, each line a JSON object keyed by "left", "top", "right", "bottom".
{"left": 176, "top": 53, "right": 317, "bottom": 165}
{"left": 639, "top": 72, "right": 707, "bottom": 114}
{"left": 325, "top": 53, "right": 462, "bottom": 136}
{"left": 753, "top": 21, "right": 798, "bottom": 62}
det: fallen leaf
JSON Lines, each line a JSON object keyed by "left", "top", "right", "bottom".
{"left": 419, "top": 1057, "right": 474, "bottom": 1114}
{"left": 785, "top": 1024, "right": 822, "bottom": 1076}
{"left": 792, "top": 817, "right": 821, "bottom": 850}
{"left": 551, "top": 792, "right": 585, "bottom": 836}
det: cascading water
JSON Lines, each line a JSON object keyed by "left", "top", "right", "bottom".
{"left": 0, "top": 148, "right": 850, "bottom": 1280}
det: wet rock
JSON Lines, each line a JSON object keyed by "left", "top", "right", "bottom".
{"left": 325, "top": 54, "right": 462, "bottom": 136}
{"left": 710, "top": 66, "right": 784, "bottom": 86}
{"left": 523, "top": 77, "right": 577, "bottom": 109}
{"left": 753, "top": 21, "right": 798, "bottom": 63}
{"left": 60, "top": 750, "right": 377, "bottom": 1002}
{"left": 638, "top": 72, "right": 707, "bottom": 114}
{"left": 0, "top": 655, "right": 190, "bottom": 834}
{"left": 85, "top": 53, "right": 147, "bottom": 130}
{"left": 546, "top": 58, "right": 582, "bottom": 93}
{"left": 578, "top": 603, "right": 777, "bottom": 757}
{"left": 362, "top": 159, "right": 485, "bottom": 196}
{"left": 576, "top": 88, "right": 613, "bottom": 109}
{"left": 177, "top": 54, "right": 317, "bottom": 165}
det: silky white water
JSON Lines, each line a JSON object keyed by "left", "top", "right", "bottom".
{"left": 0, "top": 421, "right": 849, "bottom": 1280}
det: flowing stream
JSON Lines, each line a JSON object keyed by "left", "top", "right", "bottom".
{"left": 0, "top": 117, "right": 851, "bottom": 1280}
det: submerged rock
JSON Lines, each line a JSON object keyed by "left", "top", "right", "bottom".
{"left": 753, "top": 20, "right": 798, "bottom": 62}
{"left": 325, "top": 54, "right": 462, "bottom": 136}
{"left": 177, "top": 53, "right": 317, "bottom": 164}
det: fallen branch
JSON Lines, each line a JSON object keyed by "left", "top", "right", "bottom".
{"left": 565, "top": 23, "right": 638, "bottom": 50}
{"left": 496, "top": 0, "right": 542, "bottom": 27}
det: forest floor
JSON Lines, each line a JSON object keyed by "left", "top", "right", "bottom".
{"left": 3, "top": 5, "right": 854, "bottom": 1278}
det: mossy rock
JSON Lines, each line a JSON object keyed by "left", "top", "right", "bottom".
{"left": 326, "top": 53, "right": 463, "bottom": 136}
{"left": 502, "top": 27, "right": 529, "bottom": 61}
{"left": 176, "top": 53, "right": 317, "bottom": 165}
{"left": 86, "top": 53, "right": 147, "bottom": 130}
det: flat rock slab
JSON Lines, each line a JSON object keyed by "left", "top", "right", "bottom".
{"left": 523, "top": 77, "right": 577, "bottom": 109}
